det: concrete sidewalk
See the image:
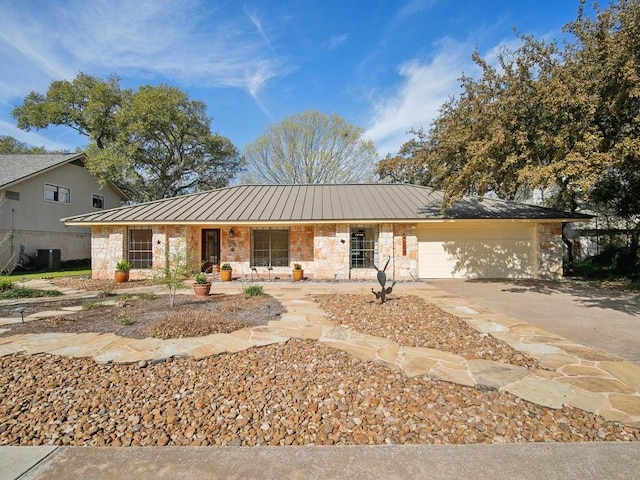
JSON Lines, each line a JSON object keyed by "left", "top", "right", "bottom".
{"left": 3, "top": 444, "right": 640, "bottom": 480}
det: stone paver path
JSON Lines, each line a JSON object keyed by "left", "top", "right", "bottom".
{"left": 0, "top": 280, "right": 638, "bottom": 428}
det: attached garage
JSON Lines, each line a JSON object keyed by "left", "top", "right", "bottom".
{"left": 417, "top": 221, "right": 536, "bottom": 279}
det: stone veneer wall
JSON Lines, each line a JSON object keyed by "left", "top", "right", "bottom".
{"left": 90, "top": 222, "right": 417, "bottom": 281}
{"left": 91, "top": 226, "right": 125, "bottom": 279}
{"left": 537, "top": 222, "right": 563, "bottom": 279}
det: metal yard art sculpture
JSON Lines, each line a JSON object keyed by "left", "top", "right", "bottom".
{"left": 371, "top": 256, "right": 396, "bottom": 304}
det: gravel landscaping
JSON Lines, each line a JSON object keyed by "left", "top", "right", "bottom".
{"left": 0, "top": 282, "right": 638, "bottom": 446}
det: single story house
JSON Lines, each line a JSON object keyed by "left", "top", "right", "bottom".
{"left": 0, "top": 153, "right": 128, "bottom": 272}
{"left": 62, "top": 184, "right": 590, "bottom": 280}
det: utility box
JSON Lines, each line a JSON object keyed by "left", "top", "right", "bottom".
{"left": 37, "top": 249, "right": 61, "bottom": 270}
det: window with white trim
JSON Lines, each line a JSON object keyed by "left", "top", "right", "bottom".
{"left": 44, "top": 183, "right": 70, "bottom": 203}
{"left": 92, "top": 194, "right": 105, "bottom": 209}
{"left": 350, "top": 225, "right": 378, "bottom": 268}
{"left": 251, "top": 228, "right": 290, "bottom": 267}
{"left": 127, "top": 228, "right": 153, "bottom": 269}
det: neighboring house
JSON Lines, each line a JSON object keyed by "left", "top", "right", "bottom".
{"left": 62, "top": 184, "right": 590, "bottom": 281}
{"left": 0, "top": 153, "right": 128, "bottom": 272}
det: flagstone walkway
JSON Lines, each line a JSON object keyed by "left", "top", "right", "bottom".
{"left": 1, "top": 280, "right": 638, "bottom": 428}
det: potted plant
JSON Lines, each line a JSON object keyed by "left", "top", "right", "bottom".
{"left": 220, "top": 263, "right": 233, "bottom": 282}
{"left": 292, "top": 263, "right": 304, "bottom": 281}
{"left": 193, "top": 272, "right": 212, "bottom": 297}
{"left": 114, "top": 259, "right": 132, "bottom": 283}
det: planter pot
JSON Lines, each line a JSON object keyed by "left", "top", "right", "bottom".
{"left": 193, "top": 283, "right": 212, "bottom": 297}
{"left": 114, "top": 270, "right": 130, "bottom": 283}
{"left": 220, "top": 270, "right": 232, "bottom": 282}
{"left": 292, "top": 269, "right": 304, "bottom": 281}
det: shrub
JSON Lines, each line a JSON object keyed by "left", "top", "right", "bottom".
{"left": 244, "top": 285, "right": 264, "bottom": 297}
{"left": 195, "top": 272, "right": 209, "bottom": 284}
{"left": 119, "top": 315, "right": 134, "bottom": 325}
{"left": 0, "top": 277, "right": 12, "bottom": 292}
{"left": 221, "top": 263, "right": 232, "bottom": 271}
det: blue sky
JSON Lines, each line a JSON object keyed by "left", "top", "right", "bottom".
{"left": 1, "top": 0, "right": 593, "bottom": 161}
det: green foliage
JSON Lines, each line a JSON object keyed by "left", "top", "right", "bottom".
{"left": 0, "top": 277, "right": 12, "bottom": 292}
{"left": 243, "top": 110, "right": 377, "bottom": 184}
{"left": 194, "top": 272, "right": 209, "bottom": 284}
{"left": 0, "top": 288, "right": 63, "bottom": 299}
{"left": 116, "top": 293, "right": 133, "bottom": 301}
{"left": 220, "top": 263, "right": 232, "bottom": 271}
{"left": 115, "top": 259, "right": 132, "bottom": 271}
{"left": 243, "top": 285, "right": 264, "bottom": 297}
{"left": 138, "top": 292, "right": 156, "bottom": 300}
{"left": 119, "top": 315, "right": 134, "bottom": 325}
{"left": 292, "top": 263, "right": 302, "bottom": 270}
{"left": 12, "top": 73, "right": 242, "bottom": 202}
{"left": 0, "top": 135, "right": 48, "bottom": 154}
{"left": 12, "top": 72, "right": 123, "bottom": 149}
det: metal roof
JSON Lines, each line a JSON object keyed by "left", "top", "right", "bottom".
{"left": 0, "top": 153, "right": 86, "bottom": 189}
{"left": 62, "top": 184, "right": 591, "bottom": 225}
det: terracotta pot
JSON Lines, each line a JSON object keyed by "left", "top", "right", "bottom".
{"left": 220, "top": 270, "right": 232, "bottom": 282}
{"left": 114, "top": 270, "right": 129, "bottom": 283}
{"left": 292, "top": 269, "right": 304, "bottom": 281}
{"left": 193, "top": 283, "right": 212, "bottom": 297}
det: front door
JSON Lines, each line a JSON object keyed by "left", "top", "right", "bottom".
{"left": 201, "top": 229, "right": 220, "bottom": 272}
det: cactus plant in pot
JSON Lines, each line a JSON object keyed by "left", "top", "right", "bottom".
{"left": 220, "top": 263, "right": 233, "bottom": 282}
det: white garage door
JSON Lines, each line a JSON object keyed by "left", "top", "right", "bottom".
{"left": 417, "top": 223, "right": 535, "bottom": 279}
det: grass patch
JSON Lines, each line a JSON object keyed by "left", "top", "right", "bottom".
{"left": 243, "top": 285, "right": 264, "bottom": 297}
{"left": 138, "top": 292, "right": 156, "bottom": 300}
{"left": 0, "top": 288, "right": 63, "bottom": 299}
{"left": 82, "top": 301, "right": 104, "bottom": 310}
{"left": 116, "top": 293, "right": 133, "bottom": 302}
{"left": 119, "top": 315, "right": 134, "bottom": 326}
{"left": 6, "top": 269, "right": 92, "bottom": 281}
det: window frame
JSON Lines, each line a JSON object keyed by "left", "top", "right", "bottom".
{"left": 44, "top": 183, "right": 70, "bottom": 204}
{"left": 251, "top": 228, "right": 290, "bottom": 267}
{"left": 92, "top": 194, "right": 105, "bottom": 209}
{"left": 350, "top": 224, "right": 379, "bottom": 269}
{"left": 127, "top": 227, "right": 153, "bottom": 269}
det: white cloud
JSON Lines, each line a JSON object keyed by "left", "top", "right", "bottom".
{"left": 0, "top": 0, "right": 291, "bottom": 103}
{"left": 365, "top": 38, "right": 478, "bottom": 157}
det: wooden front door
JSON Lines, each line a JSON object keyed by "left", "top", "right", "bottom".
{"left": 201, "top": 229, "right": 220, "bottom": 272}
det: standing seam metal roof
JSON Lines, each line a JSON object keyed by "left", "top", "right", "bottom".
{"left": 61, "top": 184, "right": 591, "bottom": 224}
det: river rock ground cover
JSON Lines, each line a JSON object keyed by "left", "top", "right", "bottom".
{"left": 0, "top": 279, "right": 638, "bottom": 446}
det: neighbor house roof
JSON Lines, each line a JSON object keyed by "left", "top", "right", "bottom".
{"left": 0, "top": 153, "right": 87, "bottom": 189}
{"left": 0, "top": 153, "right": 129, "bottom": 199}
{"left": 62, "top": 184, "right": 591, "bottom": 226}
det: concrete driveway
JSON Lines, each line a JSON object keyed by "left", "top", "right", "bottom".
{"left": 428, "top": 279, "right": 640, "bottom": 366}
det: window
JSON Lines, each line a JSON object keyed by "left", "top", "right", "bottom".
{"left": 127, "top": 228, "right": 153, "bottom": 269}
{"left": 44, "top": 183, "right": 70, "bottom": 203}
{"left": 92, "top": 194, "right": 105, "bottom": 209}
{"left": 5, "top": 191, "right": 19, "bottom": 201}
{"left": 251, "top": 228, "right": 289, "bottom": 267}
{"left": 350, "top": 225, "right": 378, "bottom": 268}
